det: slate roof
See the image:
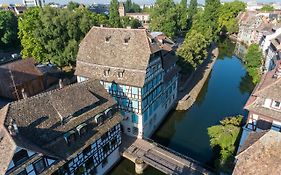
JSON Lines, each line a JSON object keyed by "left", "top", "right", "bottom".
{"left": 233, "top": 130, "right": 281, "bottom": 175}
{"left": 0, "top": 79, "right": 122, "bottom": 174}
{"left": 75, "top": 27, "right": 161, "bottom": 87}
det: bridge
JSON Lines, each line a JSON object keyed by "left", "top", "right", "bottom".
{"left": 120, "top": 135, "right": 214, "bottom": 175}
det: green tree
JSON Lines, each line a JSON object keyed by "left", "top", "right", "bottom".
{"left": 178, "top": 0, "right": 188, "bottom": 32}
{"left": 120, "top": 16, "right": 141, "bottom": 29}
{"left": 244, "top": 44, "right": 263, "bottom": 84}
{"left": 109, "top": 0, "right": 121, "bottom": 28}
{"left": 67, "top": 1, "right": 80, "bottom": 11}
{"left": 150, "top": 0, "right": 178, "bottom": 38}
{"left": 208, "top": 115, "right": 243, "bottom": 173}
{"left": 18, "top": 7, "right": 102, "bottom": 67}
{"left": 188, "top": 0, "right": 197, "bottom": 28}
{"left": 202, "top": 0, "right": 221, "bottom": 41}
{"left": 125, "top": 0, "right": 141, "bottom": 13}
{"left": 177, "top": 29, "right": 209, "bottom": 70}
{"left": 0, "top": 11, "right": 19, "bottom": 49}
{"left": 218, "top": 1, "right": 246, "bottom": 34}
{"left": 260, "top": 5, "right": 275, "bottom": 12}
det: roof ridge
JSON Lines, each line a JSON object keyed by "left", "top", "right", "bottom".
{"left": 9, "top": 80, "right": 94, "bottom": 106}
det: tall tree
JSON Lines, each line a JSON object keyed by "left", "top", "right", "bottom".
{"left": 109, "top": 0, "right": 121, "bottom": 28}
{"left": 188, "top": 0, "right": 197, "bottom": 28}
{"left": 260, "top": 5, "right": 275, "bottom": 12}
{"left": 67, "top": 1, "right": 80, "bottom": 11}
{"left": 178, "top": 0, "right": 188, "bottom": 32}
{"left": 18, "top": 7, "right": 104, "bottom": 67}
{"left": 177, "top": 29, "right": 209, "bottom": 70}
{"left": 244, "top": 44, "right": 262, "bottom": 84}
{"left": 218, "top": 1, "right": 246, "bottom": 34}
{"left": 202, "top": 0, "right": 221, "bottom": 41}
{"left": 150, "top": 0, "right": 178, "bottom": 38}
{"left": 125, "top": 0, "right": 141, "bottom": 13}
{"left": 0, "top": 11, "right": 19, "bottom": 49}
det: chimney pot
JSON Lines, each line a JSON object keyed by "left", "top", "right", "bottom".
{"left": 21, "top": 88, "right": 28, "bottom": 99}
{"left": 59, "top": 79, "right": 63, "bottom": 88}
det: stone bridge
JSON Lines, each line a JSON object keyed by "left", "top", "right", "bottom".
{"left": 120, "top": 135, "right": 214, "bottom": 175}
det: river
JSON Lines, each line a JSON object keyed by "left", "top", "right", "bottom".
{"left": 108, "top": 39, "right": 254, "bottom": 175}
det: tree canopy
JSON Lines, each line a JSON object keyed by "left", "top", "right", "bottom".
{"left": 244, "top": 44, "right": 263, "bottom": 84}
{"left": 177, "top": 29, "right": 209, "bottom": 70}
{"left": 188, "top": 0, "right": 197, "bottom": 28}
{"left": 218, "top": 1, "right": 246, "bottom": 34}
{"left": 0, "top": 11, "right": 19, "bottom": 49}
{"left": 124, "top": 0, "right": 142, "bottom": 13}
{"left": 67, "top": 1, "right": 80, "bottom": 11}
{"left": 149, "top": 0, "right": 178, "bottom": 38}
{"left": 260, "top": 5, "right": 275, "bottom": 12}
{"left": 18, "top": 7, "right": 106, "bottom": 67}
{"left": 208, "top": 115, "right": 243, "bottom": 173}
{"left": 109, "top": 0, "right": 121, "bottom": 28}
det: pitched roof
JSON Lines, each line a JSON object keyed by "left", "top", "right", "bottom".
{"left": 233, "top": 130, "right": 281, "bottom": 175}
{"left": 75, "top": 27, "right": 161, "bottom": 87}
{"left": 0, "top": 58, "right": 43, "bottom": 86}
{"left": 0, "top": 79, "right": 122, "bottom": 174}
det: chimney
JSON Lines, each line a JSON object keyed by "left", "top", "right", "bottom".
{"left": 100, "top": 24, "right": 104, "bottom": 28}
{"left": 21, "top": 88, "right": 28, "bottom": 99}
{"left": 59, "top": 79, "right": 63, "bottom": 88}
{"left": 8, "top": 119, "right": 18, "bottom": 136}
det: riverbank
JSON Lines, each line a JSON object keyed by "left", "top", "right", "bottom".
{"left": 176, "top": 44, "right": 219, "bottom": 110}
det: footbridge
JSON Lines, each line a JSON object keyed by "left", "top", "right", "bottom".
{"left": 120, "top": 135, "right": 214, "bottom": 175}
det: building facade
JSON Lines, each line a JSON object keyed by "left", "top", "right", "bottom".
{"left": 75, "top": 27, "right": 178, "bottom": 138}
{"left": 0, "top": 80, "right": 122, "bottom": 175}
{"left": 23, "top": 0, "right": 45, "bottom": 7}
{"left": 239, "top": 62, "right": 281, "bottom": 149}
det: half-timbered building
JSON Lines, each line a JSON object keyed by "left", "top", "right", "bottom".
{"left": 75, "top": 27, "right": 179, "bottom": 138}
{"left": 0, "top": 80, "right": 122, "bottom": 175}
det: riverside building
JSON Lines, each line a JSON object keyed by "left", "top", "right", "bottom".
{"left": 75, "top": 27, "right": 179, "bottom": 138}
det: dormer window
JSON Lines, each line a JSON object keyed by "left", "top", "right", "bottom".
{"left": 105, "top": 108, "right": 113, "bottom": 118}
{"left": 64, "top": 130, "right": 76, "bottom": 146}
{"left": 95, "top": 113, "right": 104, "bottom": 125}
{"left": 105, "top": 36, "right": 111, "bottom": 43}
{"left": 104, "top": 68, "right": 110, "bottom": 76}
{"left": 272, "top": 100, "right": 281, "bottom": 109}
{"left": 76, "top": 123, "right": 87, "bottom": 136}
{"left": 117, "top": 70, "right": 125, "bottom": 78}
{"left": 124, "top": 37, "right": 130, "bottom": 44}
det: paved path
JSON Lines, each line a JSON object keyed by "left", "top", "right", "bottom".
{"left": 120, "top": 135, "right": 213, "bottom": 175}
{"left": 176, "top": 44, "right": 219, "bottom": 110}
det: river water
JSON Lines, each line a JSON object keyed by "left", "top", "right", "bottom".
{"left": 108, "top": 40, "right": 254, "bottom": 175}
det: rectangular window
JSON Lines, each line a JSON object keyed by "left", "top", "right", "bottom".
{"left": 132, "top": 87, "right": 138, "bottom": 95}
{"left": 132, "top": 114, "right": 139, "bottom": 124}
{"left": 132, "top": 100, "right": 138, "bottom": 109}
{"left": 143, "top": 110, "right": 148, "bottom": 123}
{"left": 272, "top": 100, "right": 281, "bottom": 109}
{"left": 17, "top": 170, "right": 27, "bottom": 175}
{"left": 13, "top": 149, "right": 29, "bottom": 166}
{"left": 102, "top": 143, "right": 110, "bottom": 155}
{"left": 33, "top": 158, "right": 46, "bottom": 174}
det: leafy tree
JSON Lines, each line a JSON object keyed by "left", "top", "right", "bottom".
{"left": 202, "top": 0, "right": 221, "bottom": 41}
{"left": 18, "top": 7, "right": 103, "bottom": 67}
{"left": 177, "top": 30, "right": 209, "bottom": 70}
{"left": 260, "top": 5, "right": 275, "bottom": 12}
{"left": 67, "top": 1, "right": 80, "bottom": 11}
{"left": 208, "top": 115, "right": 243, "bottom": 173}
{"left": 244, "top": 44, "right": 262, "bottom": 84}
{"left": 121, "top": 16, "right": 141, "bottom": 29}
{"left": 218, "top": 1, "right": 246, "bottom": 34}
{"left": 109, "top": 0, "right": 121, "bottom": 28}
{"left": 0, "top": 11, "right": 19, "bottom": 49}
{"left": 150, "top": 0, "right": 178, "bottom": 38}
{"left": 188, "top": 0, "right": 197, "bottom": 28}
{"left": 178, "top": 0, "right": 188, "bottom": 32}
{"left": 125, "top": 0, "right": 141, "bottom": 13}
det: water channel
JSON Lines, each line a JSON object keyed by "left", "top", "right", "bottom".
{"left": 108, "top": 39, "right": 254, "bottom": 175}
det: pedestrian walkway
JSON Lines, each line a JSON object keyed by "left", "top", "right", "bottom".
{"left": 120, "top": 135, "right": 213, "bottom": 175}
